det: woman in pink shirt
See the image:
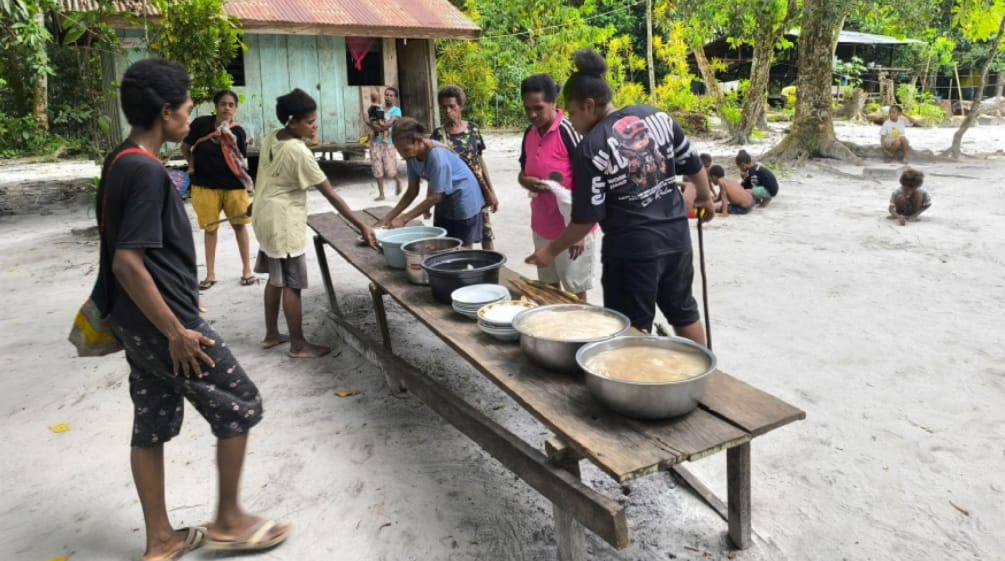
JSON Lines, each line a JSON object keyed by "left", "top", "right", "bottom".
{"left": 517, "top": 74, "right": 597, "bottom": 300}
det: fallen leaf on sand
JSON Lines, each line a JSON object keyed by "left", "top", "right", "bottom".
{"left": 949, "top": 500, "right": 971, "bottom": 516}
{"left": 335, "top": 390, "right": 363, "bottom": 398}
{"left": 48, "top": 423, "right": 70, "bottom": 433}
{"left": 46, "top": 557, "right": 68, "bottom": 561}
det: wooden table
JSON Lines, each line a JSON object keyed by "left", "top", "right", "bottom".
{"left": 308, "top": 209, "right": 805, "bottom": 559}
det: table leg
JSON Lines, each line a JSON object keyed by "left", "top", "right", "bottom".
{"left": 313, "top": 235, "right": 342, "bottom": 316}
{"left": 369, "top": 283, "right": 392, "bottom": 351}
{"left": 545, "top": 439, "right": 588, "bottom": 561}
{"left": 727, "top": 442, "right": 752, "bottom": 549}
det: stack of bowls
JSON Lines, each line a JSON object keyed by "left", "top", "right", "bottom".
{"left": 476, "top": 300, "right": 536, "bottom": 341}
{"left": 450, "top": 284, "right": 510, "bottom": 319}
{"left": 421, "top": 250, "right": 507, "bottom": 304}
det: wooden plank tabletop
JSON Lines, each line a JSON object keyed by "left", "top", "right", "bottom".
{"left": 308, "top": 211, "right": 805, "bottom": 482}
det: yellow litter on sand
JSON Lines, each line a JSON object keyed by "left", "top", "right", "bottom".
{"left": 335, "top": 390, "right": 362, "bottom": 398}
{"left": 49, "top": 423, "right": 70, "bottom": 433}
{"left": 47, "top": 557, "right": 68, "bottom": 561}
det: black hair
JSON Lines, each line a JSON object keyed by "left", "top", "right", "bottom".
{"left": 890, "top": 104, "right": 902, "bottom": 113}
{"left": 275, "top": 88, "right": 317, "bottom": 125}
{"left": 700, "top": 153, "right": 712, "bottom": 166}
{"left": 119, "top": 59, "right": 191, "bottom": 128}
{"left": 213, "top": 90, "right": 239, "bottom": 106}
{"left": 708, "top": 164, "right": 725, "bottom": 179}
{"left": 521, "top": 74, "right": 560, "bottom": 103}
{"left": 437, "top": 84, "right": 467, "bottom": 106}
{"left": 392, "top": 116, "right": 426, "bottom": 143}
{"left": 562, "top": 49, "right": 613, "bottom": 105}
{"left": 900, "top": 168, "right": 924, "bottom": 188}
{"left": 385, "top": 86, "right": 399, "bottom": 98}
{"left": 735, "top": 149, "right": 752, "bottom": 165}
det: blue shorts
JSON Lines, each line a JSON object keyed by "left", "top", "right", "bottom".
{"left": 434, "top": 212, "right": 483, "bottom": 246}
{"left": 728, "top": 203, "right": 753, "bottom": 215}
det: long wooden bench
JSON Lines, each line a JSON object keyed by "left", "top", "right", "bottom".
{"left": 307, "top": 209, "right": 805, "bottom": 559}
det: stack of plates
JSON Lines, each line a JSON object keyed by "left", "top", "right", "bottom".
{"left": 477, "top": 300, "right": 536, "bottom": 341}
{"left": 451, "top": 284, "right": 510, "bottom": 320}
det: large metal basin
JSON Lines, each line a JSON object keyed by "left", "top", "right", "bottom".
{"left": 511, "top": 304, "right": 630, "bottom": 373}
{"left": 576, "top": 335, "right": 717, "bottom": 419}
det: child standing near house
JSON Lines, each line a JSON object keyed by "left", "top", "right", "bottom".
{"left": 366, "top": 91, "right": 387, "bottom": 143}
{"left": 887, "top": 167, "right": 930, "bottom": 225}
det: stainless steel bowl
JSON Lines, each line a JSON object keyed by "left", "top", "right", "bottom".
{"left": 576, "top": 335, "right": 717, "bottom": 419}
{"left": 401, "top": 236, "right": 463, "bottom": 284}
{"left": 511, "top": 304, "right": 631, "bottom": 373}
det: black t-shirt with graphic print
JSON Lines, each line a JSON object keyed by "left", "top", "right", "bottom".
{"left": 183, "top": 115, "right": 248, "bottom": 190}
{"left": 571, "top": 105, "right": 703, "bottom": 259}
{"left": 91, "top": 140, "right": 201, "bottom": 333}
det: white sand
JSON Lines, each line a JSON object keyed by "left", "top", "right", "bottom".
{"left": 1, "top": 121, "right": 1002, "bottom": 560}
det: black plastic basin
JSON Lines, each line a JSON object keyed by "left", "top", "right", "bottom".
{"left": 420, "top": 250, "right": 507, "bottom": 304}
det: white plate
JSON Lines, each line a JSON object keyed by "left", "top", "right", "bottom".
{"left": 478, "top": 300, "right": 536, "bottom": 325}
{"left": 478, "top": 323, "right": 520, "bottom": 341}
{"left": 451, "top": 284, "right": 510, "bottom": 306}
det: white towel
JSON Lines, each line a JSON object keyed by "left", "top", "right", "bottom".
{"left": 541, "top": 180, "right": 573, "bottom": 225}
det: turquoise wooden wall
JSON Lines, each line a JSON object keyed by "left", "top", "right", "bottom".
{"left": 112, "top": 31, "right": 364, "bottom": 146}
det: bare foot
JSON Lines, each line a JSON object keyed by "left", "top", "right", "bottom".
{"left": 261, "top": 334, "right": 290, "bottom": 349}
{"left": 374, "top": 195, "right": 386, "bottom": 202}
{"left": 886, "top": 215, "right": 899, "bottom": 220}
{"left": 288, "top": 341, "right": 331, "bottom": 358}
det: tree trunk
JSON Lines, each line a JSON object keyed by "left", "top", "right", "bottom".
{"left": 31, "top": 9, "right": 48, "bottom": 132}
{"left": 646, "top": 0, "right": 655, "bottom": 103}
{"left": 733, "top": 0, "right": 797, "bottom": 144}
{"left": 693, "top": 46, "right": 724, "bottom": 108}
{"left": 995, "top": 68, "right": 1004, "bottom": 99}
{"left": 949, "top": 13, "right": 1005, "bottom": 158}
{"left": 764, "top": 1, "right": 858, "bottom": 163}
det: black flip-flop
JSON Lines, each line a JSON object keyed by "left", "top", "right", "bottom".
{"left": 198, "top": 279, "right": 217, "bottom": 290}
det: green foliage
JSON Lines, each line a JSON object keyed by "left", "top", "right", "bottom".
{"left": 0, "top": 0, "right": 56, "bottom": 116}
{"left": 148, "top": 0, "right": 243, "bottom": 105}
{"left": 916, "top": 101, "right": 946, "bottom": 125}
{"left": 895, "top": 83, "right": 919, "bottom": 113}
{"left": 0, "top": 114, "right": 62, "bottom": 158}
{"left": 833, "top": 56, "right": 865, "bottom": 89}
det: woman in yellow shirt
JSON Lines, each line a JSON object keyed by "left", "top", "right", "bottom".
{"left": 252, "top": 88, "right": 376, "bottom": 358}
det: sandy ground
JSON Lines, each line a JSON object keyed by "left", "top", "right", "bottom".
{"left": 1, "top": 121, "right": 1003, "bottom": 561}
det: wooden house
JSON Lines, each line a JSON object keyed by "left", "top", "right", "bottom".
{"left": 59, "top": 0, "right": 480, "bottom": 145}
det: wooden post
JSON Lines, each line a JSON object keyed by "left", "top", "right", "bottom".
{"left": 313, "top": 235, "right": 342, "bottom": 316}
{"left": 955, "top": 64, "right": 966, "bottom": 115}
{"left": 369, "top": 283, "right": 393, "bottom": 351}
{"left": 545, "top": 438, "right": 588, "bottom": 561}
{"left": 726, "top": 443, "right": 752, "bottom": 549}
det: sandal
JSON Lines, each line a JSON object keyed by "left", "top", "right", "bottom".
{"left": 143, "top": 526, "right": 205, "bottom": 561}
{"left": 204, "top": 519, "right": 290, "bottom": 552}
{"left": 240, "top": 276, "right": 257, "bottom": 286}
{"left": 198, "top": 279, "right": 217, "bottom": 290}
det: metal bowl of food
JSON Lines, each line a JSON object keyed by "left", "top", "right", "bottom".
{"left": 401, "top": 236, "right": 463, "bottom": 284}
{"left": 511, "top": 304, "right": 631, "bottom": 373}
{"left": 576, "top": 335, "right": 716, "bottom": 419}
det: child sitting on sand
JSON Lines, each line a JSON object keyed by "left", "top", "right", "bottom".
{"left": 880, "top": 105, "right": 910, "bottom": 163}
{"left": 887, "top": 168, "right": 931, "bottom": 225}
{"left": 709, "top": 165, "right": 754, "bottom": 215}
{"left": 736, "top": 149, "right": 779, "bottom": 207}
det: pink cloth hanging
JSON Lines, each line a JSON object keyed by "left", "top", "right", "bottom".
{"left": 346, "top": 37, "right": 375, "bottom": 71}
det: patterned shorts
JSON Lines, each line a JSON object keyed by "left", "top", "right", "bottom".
{"left": 113, "top": 321, "right": 263, "bottom": 448}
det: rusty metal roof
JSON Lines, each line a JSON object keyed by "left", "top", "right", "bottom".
{"left": 58, "top": 0, "right": 480, "bottom": 40}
